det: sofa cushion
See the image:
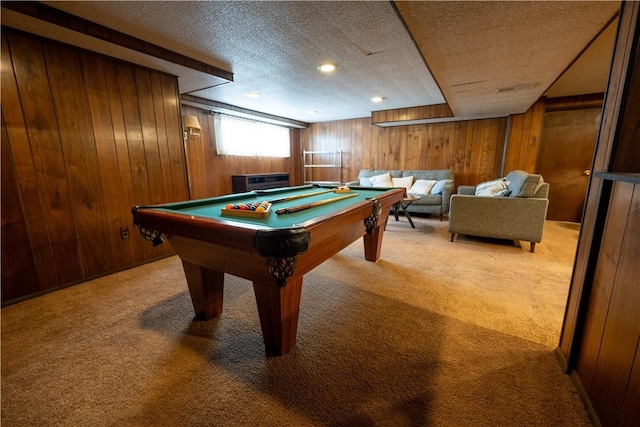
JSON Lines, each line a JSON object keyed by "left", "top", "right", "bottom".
{"left": 506, "top": 170, "right": 544, "bottom": 198}
{"left": 431, "top": 179, "right": 454, "bottom": 195}
{"left": 359, "top": 169, "right": 403, "bottom": 179}
{"left": 409, "top": 179, "right": 437, "bottom": 196}
{"left": 403, "top": 170, "right": 454, "bottom": 181}
{"left": 369, "top": 173, "right": 394, "bottom": 187}
{"left": 392, "top": 176, "right": 414, "bottom": 192}
{"left": 475, "top": 178, "right": 511, "bottom": 197}
{"left": 413, "top": 194, "right": 442, "bottom": 206}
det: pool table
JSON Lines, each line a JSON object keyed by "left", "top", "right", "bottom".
{"left": 132, "top": 184, "right": 404, "bottom": 356}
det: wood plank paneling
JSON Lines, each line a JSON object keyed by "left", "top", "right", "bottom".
{"left": 82, "top": 53, "right": 134, "bottom": 269}
{"left": 160, "top": 74, "right": 189, "bottom": 203}
{"left": 503, "top": 99, "right": 545, "bottom": 174}
{"left": 505, "top": 114, "right": 524, "bottom": 172}
{"left": 103, "top": 59, "right": 147, "bottom": 265}
{"left": 1, "top": 116, "right": 40, "bottom": 300}
{"left": 450, "top": 122, "right": 467, "bottom": 182}
{"left": 1, "top": 28, "right": 186, "bottom": 303}
{"left": 620, "top": 345, "right": 640, "bottom": 425}
{"left": 575, "top": 181, "right": 632, "bottom": 393}
{"left": 44, "top": 41, "right": 111, "bottom": 278}
{"left": 150, "top": 73, "right": 175, "bottom": 201}
{"left": 300, "top": 115, "right": 515, "bottom": 189}
{"left": 135, "top": 68, "right": 166, "bottom": 205}
{"left": 117, "top": 62, "right": 159, "bottom": 262}
{"left": 468, "top": 121, "right": 483, "bottom": 181}
{"left": 9, "top": 31, "right": 83, "bottom": 286}
{"left": 184, "top": 115, "right": 209, "bottom": 199}
{"left": 588, "top": 181, "right": 640, "bottom": 426}
{"left": 544, "top": 94, "right": 604, "bottom": 112}
{"left": 1, "top": 33, "right": 61, "bottom": 290}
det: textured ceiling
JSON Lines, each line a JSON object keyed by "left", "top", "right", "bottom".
{"left": 1, "top": 1, "right": 620, "bottom": 124}
{"left": 395, "top": 1, "right": 619, "bottom": 118}
{"left": 545, "top": 17, "right": 619, "bottom": 99}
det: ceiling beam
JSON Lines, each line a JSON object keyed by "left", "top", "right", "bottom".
{"left": 1, "top": 1, "right": 233, "bottom": 83}
{"left": 181, "top": 95, "right": 309, "bottom": 129}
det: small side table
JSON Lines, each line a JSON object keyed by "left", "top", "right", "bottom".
{"left": 392, "top": 194, "right": 420, "bottom": 228}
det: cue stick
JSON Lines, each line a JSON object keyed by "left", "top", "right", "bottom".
{"left": 268, "top": 188, "right": 334, "bottom": 204}
{"left": 276, "top": 193, "right": 358, "bottom": 215}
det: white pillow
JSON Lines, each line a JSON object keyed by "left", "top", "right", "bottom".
{"left": 359, "top": 177, "right": 373, "bottom": 187}
{"left": 409, "top": 179, "right": 438, "bottom": 196}
{"left": 475, "top": 178, "right": 510, "bottom": 197}
{"left": 369, "top": 173, "right": 393, "bottom": 188}
{"left": 391, "top": 176, "right": 414, "bottom": 192}
{"left": 430, "top": 179, "right": 453, "bottom": 194}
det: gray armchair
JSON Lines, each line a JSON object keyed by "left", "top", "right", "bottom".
{"left": 448, "top": 174, "right": 549, "bottom": 252}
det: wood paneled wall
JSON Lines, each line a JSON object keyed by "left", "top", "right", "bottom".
{"left": 574, "top": 179, "right": 640, "bottom": 426}
{"left": 180, "top": 105, "right": 301, "bottom": 199}
{"left": 503, "top": 99, "right": 545, "bottom": 174}
{"left": 1, "top": 29, "right": 188, "bottom": 303}
{"left": 558, "top": 2, "right": 640, "bottom": 425}
{"left": 300, "top": 102, "right": 545, "bottom": 188}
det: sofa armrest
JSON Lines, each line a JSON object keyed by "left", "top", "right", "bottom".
{"left": 457, "top": 185, "right": 476, "bottom": 195}
{"left": 449, "top": 195, "right": 549, "bottom": 244}
{"left": 440, "top": 181, "right": 455, "bottom": 213}
{"left": 345, "top": 180, "right": 359, "bottom": 187}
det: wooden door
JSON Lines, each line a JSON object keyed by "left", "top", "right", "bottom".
{"left": 536, "top": 108, "right": 601, "bottom": 222}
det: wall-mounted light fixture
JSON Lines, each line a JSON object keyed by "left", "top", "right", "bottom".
{"left": 183, "top": 115, "right": 201, "bottom": 139}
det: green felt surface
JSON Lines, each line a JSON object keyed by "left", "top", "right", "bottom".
{"left": 152, "top": 185, "right": 395, "bottom": 228}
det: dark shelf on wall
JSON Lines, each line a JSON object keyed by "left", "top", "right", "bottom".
{"left": 232, "top": 172, "right": 290, "bottom": 193}
{"left": 594, "top": 172, "right": 640, "bottom": 184}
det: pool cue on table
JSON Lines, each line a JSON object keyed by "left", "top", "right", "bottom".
{"left": 268, "top": 189, "right": 334, "bottom": 204}
{"left": 276, "top": 193, "right": 358, "bottom": 215}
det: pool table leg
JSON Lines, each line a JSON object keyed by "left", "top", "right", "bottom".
{"left": 253, "top": 277, "right": 303, "bottom": 356}
{"left": 181, "top": 261, "right": 224, "bottom": 320}
{"left": 363, "top": 224, "right": 384, "bottom": 262}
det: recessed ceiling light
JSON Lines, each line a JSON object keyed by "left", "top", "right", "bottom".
{"left": 247, "top": 92, "right": 261, "bottom": 98}
{"left": 318, "top": 63, "right": 336, "bottom": 73}
{"left": 371, "top": 96, "right": 385, "bottom": 103}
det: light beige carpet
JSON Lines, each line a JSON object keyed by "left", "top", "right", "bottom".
{"left": 1, "top": 217, "right": 589, "bottom": 426}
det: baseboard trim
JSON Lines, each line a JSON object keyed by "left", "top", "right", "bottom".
{"left": 553, "top": 346, "right": 569, "bottom": 372}
{"left": 569, "top": 369, "right": 602, "bottom": 427}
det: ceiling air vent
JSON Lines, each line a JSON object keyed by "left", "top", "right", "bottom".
{"left": 495, "top": 83, "right": 537, "bottom": 94}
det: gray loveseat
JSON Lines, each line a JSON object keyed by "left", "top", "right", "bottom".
{"left": 346, "top": 169, "right": 455, "bottom": 220}
{"left": 448, "top": 170, "right": 549, "bottom": 252}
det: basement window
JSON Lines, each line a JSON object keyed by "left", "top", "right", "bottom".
{"left": 214, "top": 113, "right": 290, "bottom": 158}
